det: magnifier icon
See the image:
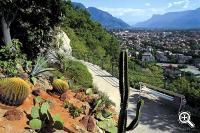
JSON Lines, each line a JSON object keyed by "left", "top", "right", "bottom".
{"left": 178, "top": 111, "right": 195, "bottom": 128}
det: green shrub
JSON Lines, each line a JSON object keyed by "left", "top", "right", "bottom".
{"left": 0, "top": 61, "right": 18, "bottom": 76}
{"left": 0, "top": 39, "right": 26, "bottom": 76}
{"left": 69, "top": 105, "right": 83, "bottom": 118}
{"left": 99, "top": 92, "right": 116, "bottom": 108}
{"left": 67, "top": 80, "right": 79, "bottom": 92}
{"left": 62, "top": 101, "right": 72, "bottom": 109}
{"left": 62, "top": 101, "right": 83, "bottom": 118}
{"left": 49, "top": 51, "right": 92, "bottom": 88}
{"left": 63, "top": 60, "right": 93, "bottom": 88}
{"left": 128, "top": 59, "right": 164, "bottom": 88}
{"left": 51, "top": 70, "right": 65, "bottom": 79}
{"left": 91, "top": 92, "right": 115, "bottom": 114}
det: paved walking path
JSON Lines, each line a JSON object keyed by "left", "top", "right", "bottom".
{"left": 82, "top": 61, "right": 192, "bottom": 133}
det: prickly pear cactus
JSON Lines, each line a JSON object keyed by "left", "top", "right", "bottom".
{"left": 41, "top": 102, "right": 50, "bottom": 115}
{"left": 29, "top": 118, "right": 42, "bottom": 130}
{"left": 53, "top": 113, "right": 64, "bottom": 129}
{"left": 52, "top": 79, "right": 69, "bottom": 94}
{"left": 0, "top": 78, "right": 30, "bottom": 105}
{"left": 97, "top": 119, "right": 117, "bottom": 133}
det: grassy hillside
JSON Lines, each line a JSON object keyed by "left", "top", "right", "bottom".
{"left": 61, "top": 1, "right": 120, "bottom": 71}
{"left": 128, "top": 59, "right": 164, "bottom": 88}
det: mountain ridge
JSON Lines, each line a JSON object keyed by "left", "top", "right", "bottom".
{"left": 72, "top": 2, "right": 130, "bottom": 29}
{"left": 134, "top": 7, "right": 200, "bottom": 29}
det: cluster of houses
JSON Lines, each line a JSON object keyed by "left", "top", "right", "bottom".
{"left": 155, "top": 51, "right": 193, "bottom": 64}
{"left": 128, "top": 46, "right": 194, "bottom": 64}
{"left": 112, "top": 30, "right": 200, "bottom": 76}
{"left": 127, "top": 46, "right": 200, "bottom": 77}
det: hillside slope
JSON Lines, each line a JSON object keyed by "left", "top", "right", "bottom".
{"left": 62, "top": 1, "right": 120, "bottom": 75}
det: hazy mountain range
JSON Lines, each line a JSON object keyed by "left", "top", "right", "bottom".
{"left": 134, "top": 8, "right": 200, "bottom": 29}
{"left": 73, "top": 2, "right": 200, "bottom": 29}
{"left": 72, "top": 2, "right": 131, "bottom": 29}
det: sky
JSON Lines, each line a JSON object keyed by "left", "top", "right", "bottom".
{"left": 72, "top": 0, "right": 200, "bottom": 25}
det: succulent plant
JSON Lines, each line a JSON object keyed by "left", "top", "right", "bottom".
{"left": 95, "top": 110, "right": 112, "bottom": 121}
{"left": 52, "top": 79, "right": 69, "bottom": 94}
{"left": 34, "top": 96, "right": 44, "bottom": 104}
{"left": 69, "top": 105, "right": 83, "bottom": 118}
{"left": 0, "top": 77, "right": 30, "bottom": 105}
{"left": 86, "top": 88, "right": 93, "bottom": 95}
{"left": 29, "top": 118, "right": 42, "bottom": 130}
{"left": 97, "top": 119, "right": 117, "bottom": 133}
{"left": 29, "top": 100, "right": 64, "bottom": 131}
{"left": 41, "top": 102, "right": 50, "bottom": 115}
{"left": 30, "top": 55, "right": 55, "bottom": 78}
{"left": 95, "top": 112, "right": 106, "bottom": 121}
{"left": 62, "top": 101, "right": 83, "bottom": 118}
{"left": 31, "top": 105, "right": 40, "bottom": 119}
{"left": 53, "top": 113, "right": 64, "bottom": 129}
{"left": 102, "top": 110, "right": 112, "bottom": 119}
{"left": 118, "top": 50, "right": 144, "bottom": 132}
{"left": 92, "top": 98, "right": 103, "bottom": 113}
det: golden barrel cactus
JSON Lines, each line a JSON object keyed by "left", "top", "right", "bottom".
{"left": 0, "top": 78, "right": 30, "bottom": 105}
{"left": 52, "top": 79, "right": 69, "bottom": 94}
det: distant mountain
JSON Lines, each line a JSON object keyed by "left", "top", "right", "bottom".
{"left": 87, "top": 7, "right": 130, "bottom": 29}
{"left": 72, "top": 2, "right": 130, "bottom": 29}
{"left": 134, "top": 8, "right": 200, "bottom": 29}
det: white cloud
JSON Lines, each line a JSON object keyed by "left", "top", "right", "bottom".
{"left": 183, "top": 0, "right": 190, "bottom": 8}
{"left": 145, "top": 3, "right": 151, "bottom": 6}
{"left": 168, "top": 3, "right": 173, "bottom": 8}
{"left": 167, "top": 0, "right": 190, "bottom": 9}
{"left": 98, "top": 0, "right": 192, "bottom": 18}
{"left": 174, "top": 1, "right": 185, "bottom": 5}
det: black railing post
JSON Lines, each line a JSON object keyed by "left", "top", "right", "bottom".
{"left": 112, "top": 61, "right": 114, "bottom": 76}
{"left": 101, "top": 58, "right": 103, "bottom": 68}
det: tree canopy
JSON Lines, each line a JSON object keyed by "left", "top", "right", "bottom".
{"left": 0, "top": 0, "right": 64, "bottom": 58}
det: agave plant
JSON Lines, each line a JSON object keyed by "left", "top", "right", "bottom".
{"left": 29, "top": 55, "right": 55, "bottom": 83}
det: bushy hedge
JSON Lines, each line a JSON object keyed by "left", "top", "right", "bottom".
{"left": 63, "top": 60, "right": 93, "bottom": 88}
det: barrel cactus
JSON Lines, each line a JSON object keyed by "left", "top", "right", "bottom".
{"left": 0, "top": 78, "right": 30, "bottom": 105}
{"left": 52, "top": 79, "right": 69, "bottom": 94}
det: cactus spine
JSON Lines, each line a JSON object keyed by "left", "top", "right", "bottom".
{"left": 118, "top": 50, "right": 144, "bottom": 133}
{"left": 52, "top": 79, "right": 69, "bottom": 94}
{"left": 0, "top": 78, "right": 30, "bottom": 105}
